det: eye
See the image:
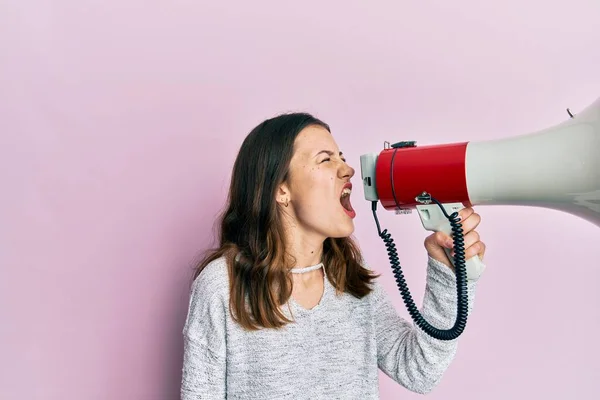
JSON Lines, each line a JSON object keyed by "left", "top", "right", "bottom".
{"left": 320, "top": 158, "right": 331, "bottom": 163}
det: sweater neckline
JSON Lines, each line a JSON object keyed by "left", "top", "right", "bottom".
{"left": 288, "top": 266, "right": 332, "bottom": 314}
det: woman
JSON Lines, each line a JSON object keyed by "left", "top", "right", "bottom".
{"left": 181, "top": 113, "right": 486, "bottom": 399}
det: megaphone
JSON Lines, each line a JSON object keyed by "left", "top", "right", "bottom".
{"left": 360, "top": 97, "right": 600, "bottom": 341}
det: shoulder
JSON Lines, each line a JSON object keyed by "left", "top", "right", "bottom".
{"left": 191, "top": 256, "right": 231, "bottom": 300}
{"left": 195, "top": 255, "right": 230, "bottom": 284}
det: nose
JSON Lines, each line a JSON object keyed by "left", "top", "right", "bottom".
{"left": 339, "top": 162, "right": 355, "bottom": 180}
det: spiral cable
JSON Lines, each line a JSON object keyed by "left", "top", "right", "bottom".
{"left": 371, "top": 198, "right": 469, "bottom": 341}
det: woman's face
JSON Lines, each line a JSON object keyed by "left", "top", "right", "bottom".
{"left": 279, "top": 124, "right": 356, "bottom": 240}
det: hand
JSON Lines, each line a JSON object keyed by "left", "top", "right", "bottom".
{"left": 423, "top": 207, "right": 486, "bottom": 270}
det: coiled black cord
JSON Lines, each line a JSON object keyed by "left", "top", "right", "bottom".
{"left": 371, "top": 199, "right": 469, "bottom": 341}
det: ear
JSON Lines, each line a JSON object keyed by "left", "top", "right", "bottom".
{"left": 276, "top": 182, "right": 290, "bottom": 207}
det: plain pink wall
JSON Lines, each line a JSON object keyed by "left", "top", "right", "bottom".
{"left": 2, "top": 1, "right": 600, "bottom": 399}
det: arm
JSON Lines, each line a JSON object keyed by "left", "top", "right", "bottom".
{"left": 181, "top": 336, "right": 226, "bottom": 399}
{"left": 181, "top": 263, "right": 228, "bottom": 400}
{"left": 374, "top": 256, "right": 480, "bottom": 394}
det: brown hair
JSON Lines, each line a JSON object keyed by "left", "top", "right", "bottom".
{"left": 193, "top": 112, "right": 379, "bottom": 330}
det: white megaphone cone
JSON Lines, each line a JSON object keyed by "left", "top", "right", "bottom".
{"left": 466, "top": 99, "right": 600, "bottom": 225}
{"left": 359, "top": 97, "right": 600, "bottom": 341}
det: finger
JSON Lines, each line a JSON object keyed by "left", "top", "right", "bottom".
{"left": 478, "top": 242, "right": 486, "bottom": 261}
{"left": 449, "top": 230, "right": 480, "bottom": 257}
{"left": 458, "top": 207, "right": 474, "bottom": 222}
{"left": 458, "top": 212, "right": 481, "bottom": 234}
{"left": 465, "top": 241, "right": 484, "bottom": 260}
{"left": 449, "top": 241, "right": 484, "bottom": 260}
{"left": 464, "top": 230, "right": 480, "bottom": 249}
{"left": 449, "top": 230, "right": 480, "bottom": 251}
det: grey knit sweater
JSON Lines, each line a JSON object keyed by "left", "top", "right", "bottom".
{"left": 181, "top": 256, "right": 480, "bottom": 399}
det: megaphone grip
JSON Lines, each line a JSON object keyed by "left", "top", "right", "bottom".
{"left": 416, "top": 202, "right": 486, "bottom": 281}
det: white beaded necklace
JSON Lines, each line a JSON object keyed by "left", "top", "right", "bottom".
{"left": 290, "top": 262, "right": 324, "bottom": 274}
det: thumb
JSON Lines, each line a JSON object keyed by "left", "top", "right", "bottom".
{"left": 424, "top": 231, "right": 453, "bottom": 251}
{"left": 424, "top": 231, "right": 454, "bottom": 268}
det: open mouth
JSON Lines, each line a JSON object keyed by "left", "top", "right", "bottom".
{"left": 340, "top": 184, "right": 355, "bottom": 214}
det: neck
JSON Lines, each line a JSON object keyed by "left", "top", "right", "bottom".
{"left": 289, "top": 241, "right": 323, "bottom": 268}
{"left": 283, "top": 229, "right": 324, "bottom": 269}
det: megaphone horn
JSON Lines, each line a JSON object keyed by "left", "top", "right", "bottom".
{"left": 361, "top": 97, "right": 600, "bottom": 226}
{"left": 359, "top": 97, "right": 600, "bottom": 341}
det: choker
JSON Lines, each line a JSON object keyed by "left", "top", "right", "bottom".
{"left": 290, "top": 263, "right": 323, "bottom": 274}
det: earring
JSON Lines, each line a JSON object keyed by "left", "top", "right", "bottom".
{"left": 284, "top": 199, "right": 289, "bottom": 207}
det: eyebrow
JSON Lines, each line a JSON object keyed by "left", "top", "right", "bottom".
{"left": 314, "top": 150, "right": 344, "bottom": 158}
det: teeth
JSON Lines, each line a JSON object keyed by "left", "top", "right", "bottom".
{"left": 341, "top": 188, "right": 352, "bottom": 197}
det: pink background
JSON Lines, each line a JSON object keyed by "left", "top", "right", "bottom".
{"left": 2, "top": 1, "right": 600, "bottom": 399}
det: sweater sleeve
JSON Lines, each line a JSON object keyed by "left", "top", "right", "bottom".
{"left": 374, "top": 256, "right": 481, "bottom": 394}
{"left": 180, "top": 261, "right": 228, "bottom": 400}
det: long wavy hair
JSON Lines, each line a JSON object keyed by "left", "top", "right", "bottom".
{"left": 193, "top": 112, "right": 379, "bottom": 330}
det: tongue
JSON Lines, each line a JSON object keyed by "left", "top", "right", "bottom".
{"left": 341, "top": 195, "right": 353, "bottom": 211}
